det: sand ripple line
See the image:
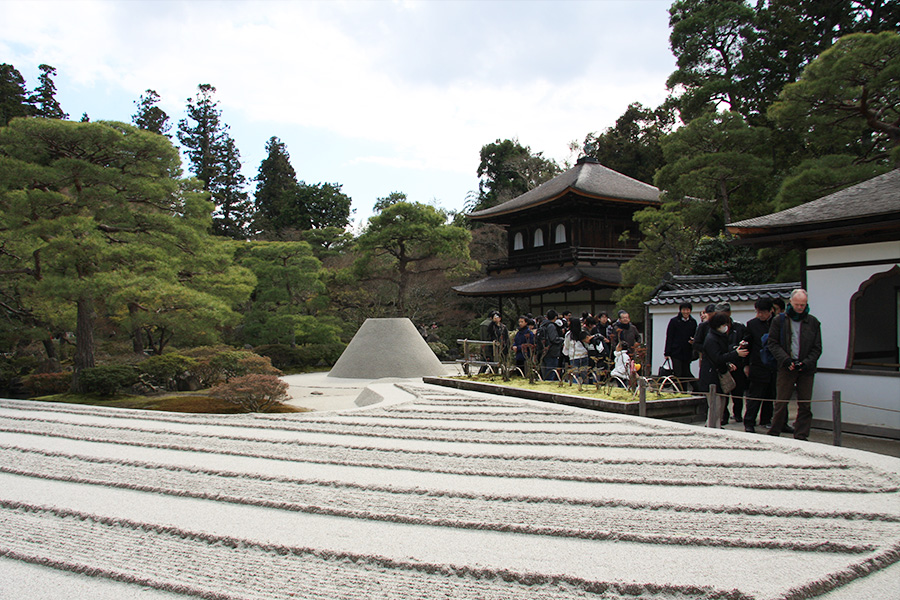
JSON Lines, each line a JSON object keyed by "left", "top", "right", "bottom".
{"left": 1, "top": 422, "right": 890, "bottom": 492}
{"left": 2, "top": 447, "right": 894, "bottom": 554}
{"left": 0, "top": 413, "right": 768, "bottom": 451}
{"left": 0, "top": 501, "right": 752, "bottom": 600}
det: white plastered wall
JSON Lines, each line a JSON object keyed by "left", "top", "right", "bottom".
{"left": 648, "top": 303, "right": 756, "bottom": 379}
{"left": 806, "top": 241, "right": 900, "bottom": 431}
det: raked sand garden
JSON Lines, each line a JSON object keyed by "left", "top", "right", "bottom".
{"left": 1, "top": 374, "right": 899, "bottom": 599}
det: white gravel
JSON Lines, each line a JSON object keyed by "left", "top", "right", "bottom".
{"left": 1, "top": 379, "right": 898, "bottom": 599}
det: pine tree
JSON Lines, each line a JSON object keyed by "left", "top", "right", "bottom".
{"left": 30, "top": 64, "right": 67, "bottom": 119}
{"left": 132, "top": 89, "right": 171, "bottom": 136}
{"left": 177, "top": 84, "right": 250, "bottom": 239}
{"left": 0, "top": 63, "right": 35, "bottom": 126}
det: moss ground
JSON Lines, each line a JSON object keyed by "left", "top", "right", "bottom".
{"left": 451, "top": 375, "right": 690, "bottom": 402}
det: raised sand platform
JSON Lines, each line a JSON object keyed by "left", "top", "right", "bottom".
{"left": 1, "top": 377, "right": 898, "bottom": 599}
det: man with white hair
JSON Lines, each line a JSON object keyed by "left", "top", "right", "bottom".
{"left": 766, "top": 289, "right": 822, "bottom": 440}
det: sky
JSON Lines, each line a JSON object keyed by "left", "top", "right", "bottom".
{"left": 1, "top": 0, "right": 678, "bottom": 229}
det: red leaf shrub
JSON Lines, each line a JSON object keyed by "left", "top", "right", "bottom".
{"left": 209, "top": 374, "right": 289, "bottom": 413}
{"left": 22, "top": 372, "right": 73, "bottom": 396}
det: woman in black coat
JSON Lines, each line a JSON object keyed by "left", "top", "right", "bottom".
{"left": 698, "top": 313, "right": 749, "bottom": 394}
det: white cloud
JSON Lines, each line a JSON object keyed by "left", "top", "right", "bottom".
{"left": 1, "top": 0, "right": 677, "bottom": 215}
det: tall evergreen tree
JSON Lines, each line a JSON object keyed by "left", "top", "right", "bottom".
{"left": 213, "top": 136, "right": 252, "bottom": 238}
{"left": 178, "top": 84, "right": 226, "bottom": 189}
{"left": 253, "top": 137, "right": 352, "bottom": 237}
{"left": 177, "top": 84, "right": 249, "bottom": 239}
{"left": 30, "top": 64, "right": 67, "bottom": 119}
{"left": 0, "top": 63, "right": 35, "bottom": 126}
{"left": 132, "top": 89, "right": 171, "bottom": 136}
{"left": 667, "top": 0, "right": 900, "bottom": 124}
{"left": 253, "top": 136, "right": 299, "bottom": 235}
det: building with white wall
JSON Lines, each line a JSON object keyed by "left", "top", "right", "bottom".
{"left": 645, "top": 273, "right": 798, "bottom": 381}
{"left": 728, "top": 169, "right": 900, "bottom": 438}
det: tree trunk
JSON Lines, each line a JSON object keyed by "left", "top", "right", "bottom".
{"left": 128, "top": 303, "right": 144, "bottom": 355}
{"left": 41, "top": 338, "right": 61, "bottom": 373}
{"left": 72, "top": 295, "right": 96, "bottom": 391}
{"left": 397, "top": 258, "right": 409, "bottom": 317}
{"left": 718, "top": 179, "right": 733, "bottom": 239}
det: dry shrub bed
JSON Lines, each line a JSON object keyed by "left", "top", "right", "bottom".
{"left": 453, "top": 375, "right": 689, "bottom": 401}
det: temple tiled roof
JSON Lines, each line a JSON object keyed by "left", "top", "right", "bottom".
{"left": 646, "top": 273, "right": 800, "bottom": 306}
{"left": 452, "top": 266, "right": 622, "bottom": 296}
{"left": 727, "top": 169, "right": 900, "bottom": 233}
{"left": 468, "top": 157, "right": 660, "bottom": 222}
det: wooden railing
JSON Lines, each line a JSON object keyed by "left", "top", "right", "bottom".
{"left": 484, "top": 246, "right": 640, "bottom": 271}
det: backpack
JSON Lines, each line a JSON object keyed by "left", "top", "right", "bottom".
{"left": 760, "top": 313, "right": 785, "bottom": 368}
{"left": 535, "top": 323, "right": 549, "bottom": 352}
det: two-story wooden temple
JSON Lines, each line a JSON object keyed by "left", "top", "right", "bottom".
{"left": 453, "top": 156, "right": 659, "bottom": 317}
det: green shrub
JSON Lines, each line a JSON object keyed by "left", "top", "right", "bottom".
{"left": 79, "top": 365, "right": 140, "bottom": 397}
{"left": 427, "top": 341, "right": 450, "bottom": 361}
{"left": 254, "top": 343, "right": 344, "bottom": 369}
{"left": 293, "top": 342, "right": 345, "bottom": 367}
{"left": 0, "top": 355, "right": 39, "bottom": 398}
{"left": 138, "top": 354, "right": 198, "bottom": 390}
{"left": 209, "top": 374, "right": 289, "bottom": 413}
{"left": 254, "top": 344, "right": 301, "bottom": 370}
{"left": 22, "top": 371, "right": 73, "bottom": 396}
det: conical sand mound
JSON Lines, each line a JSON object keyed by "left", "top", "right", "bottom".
{"left": 328, "top": 318, "right": 445, "bottom": 379}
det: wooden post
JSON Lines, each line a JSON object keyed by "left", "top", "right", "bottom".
{"left": 639, "top": 378, "right": 647, "bottom": 418}
{"left": 706, "top": 384, "right": 719, "bottom": 428}
{"left": 832, "top": 390, "right": 842, "bottom": 447}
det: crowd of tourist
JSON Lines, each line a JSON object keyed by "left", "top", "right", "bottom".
{"left": 478, "top": 307, "right": 644, "bottom": 382}
{"left": 473, "top": 288, "right": 821, "bottom": 441}
{"left": 665, "top": 288, "right": 822, "bottom": 440}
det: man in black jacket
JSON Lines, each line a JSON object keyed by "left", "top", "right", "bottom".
{"left": 537, "top": 309, "right": 564, "bottom": 381}
{"left": 743, "top": 298, "right": 777, "bottom": 433}
{"left": 767, "top": 289, "right": 823, "bottom": 440}
{"left": 664, "top": 303, "right": 697, "bottom": 388}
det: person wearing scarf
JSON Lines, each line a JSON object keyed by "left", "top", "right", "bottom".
{"left": 766, "top": 289, "right": 823, "bottom": 440}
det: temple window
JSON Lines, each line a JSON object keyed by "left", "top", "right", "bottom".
{"left": 555, "top": 223, "right": 566, "bottom": 244}
{"left": 513, "top": 232, "right": 524, "bottom": 251}
{"left": 534, "top": 228, "right": 544, "bottom": 247}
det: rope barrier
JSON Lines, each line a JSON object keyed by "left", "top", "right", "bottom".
{"left": 840, "top": 401, "right": 900, "bottom": 413}
{"left": 705, "top": 391, "right": 898, "bottom": 412}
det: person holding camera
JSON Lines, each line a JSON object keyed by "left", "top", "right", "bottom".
{"left": 699, "top": 312, "right": 750, "bottom": 422}
{"left": 766, "top": 289, "right": 822, "bottom": 441}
